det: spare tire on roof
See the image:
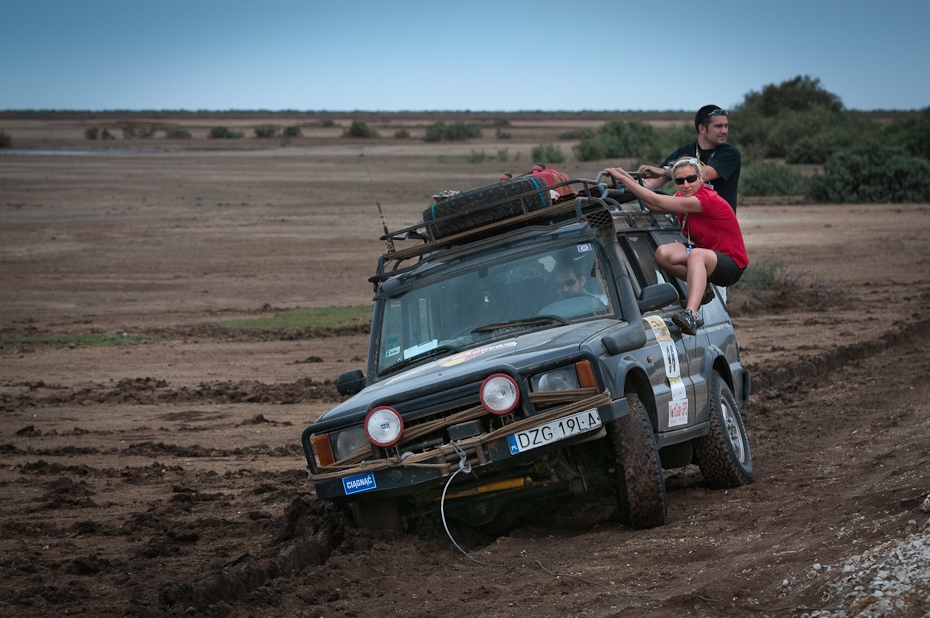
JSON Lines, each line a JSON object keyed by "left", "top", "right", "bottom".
{"left": 422, "top": 177, "right": 552, "bottom": 240}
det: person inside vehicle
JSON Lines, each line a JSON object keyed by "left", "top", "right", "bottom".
{"left": 555, "top": 262, "right": 608, "bottom": 305}
{"left": 603, "top": 157, "right": 748, "bottom": 335}
{"left": 637, "top": 105, "right": 741, "bottom": 212}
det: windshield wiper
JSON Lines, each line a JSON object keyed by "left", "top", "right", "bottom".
{"left": 470, "top": 315, "right": 570, "bottom": 333}
{"left": 381, "top": 344, "right": 461, "bottom": 376}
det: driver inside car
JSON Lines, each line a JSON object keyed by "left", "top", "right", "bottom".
{"left": 555, "top": 262, "right": 608, "bottom": 305}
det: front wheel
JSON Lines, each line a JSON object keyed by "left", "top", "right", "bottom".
{"left": 693, "top": 372, "right": 753, "bottom": 489}
{"left": 350, "top": 498, "right": 404, "bottom": 532}
{"left": 607, "top": 392, "right": 668, "bottom": 529}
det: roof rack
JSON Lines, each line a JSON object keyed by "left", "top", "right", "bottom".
{"left": 372, "top": 173, "right": 679, "bottom": 281}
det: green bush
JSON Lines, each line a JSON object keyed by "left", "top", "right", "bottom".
{"left": 209, "top": 126, "right": 244, "bottom": 139}
{"left": 497, "top": 149, "right": 509, "bottom": 163}
{"left": 740, "top": 161, "right": 810, "bottom": 196}
{"left": 0, "top": 131, "right": 10, "bottom": 148}
{"left": 345, "top": 121, "right": 379, "bottom": 138}
{"left": 283, "top": 125, "right": 302, "bottom": 137}
{"left": 882, "top": 106, "right": 930, "bottom": 160}
{"left": 734, "top": 259, "right": 785, "bottom": 291}
{"left": 576, "top": 119, "right": 664, "bottom": 162}
{"left": 101, "top": 129, "right": 115, "bottom": 140}
{"left": 423, "top": 121, "right": 481, "bottom": 142}
{"left": 808, "top": 143, "right": 930, "bottom": 203}
{"left": 531, "top": 143, "right": 566, "bottom": 165}
{"left": 321, "top": 119, "right": 336, "bottom": 127}
{"left": 85, "top": 127, "right": 99, "bottom": 140}
{"left": 254, "top": 124, "right": 277, "bottom": 138}
{"left": 164, "top": 129, "right": 192, "bottom": 139}
{"left": 393, "top": 129, "right": 410, "bottom": 138}
{"left": 466, "top": 150, "right": 487, "bottom": 163}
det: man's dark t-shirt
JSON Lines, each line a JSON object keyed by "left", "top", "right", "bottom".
{"left": 661, "top": 142, "right": 741, "bottom": 212}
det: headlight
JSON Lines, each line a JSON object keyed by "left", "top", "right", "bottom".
{"left": 480, "top": 373, "right": 520, "bottom": 415}
{"left": 531, "top": 366, "right": 580, "bottom": 392}
{"left": 332, "top": 426, "right": 367, "bottom": 460}
{"left": 365, "top": 406, "right": 404, "bottom": 447}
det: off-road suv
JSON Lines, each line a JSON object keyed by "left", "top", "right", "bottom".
{"left": 300, "top": 174, "right": 752, "bottom": 532}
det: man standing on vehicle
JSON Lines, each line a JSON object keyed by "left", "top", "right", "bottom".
{"left": 638, "top": 105, "right": 741, "bottom": 212}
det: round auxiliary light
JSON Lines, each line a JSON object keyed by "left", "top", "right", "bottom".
{"left": 365, "top": 406, "right": 404, "bottom": 448}
{"left": 480, "top": 373, "right": 520, "bottom": 415}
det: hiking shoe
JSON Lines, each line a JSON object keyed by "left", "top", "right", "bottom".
{"left": 701, "top": 285, "right": 715, "bottom": 306}
{"left": 673, "top": 309, "right": 703, "bottom": 336}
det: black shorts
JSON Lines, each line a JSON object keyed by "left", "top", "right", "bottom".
{"left": 708, "top": 252, "right": 745, "bottom": 287}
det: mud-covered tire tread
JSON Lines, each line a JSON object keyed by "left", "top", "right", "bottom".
{"left": 693, "top": 372, "right": 753, "bottom": 489}
{"left": 608, "top": 392, "right": 668, "bottom": 529}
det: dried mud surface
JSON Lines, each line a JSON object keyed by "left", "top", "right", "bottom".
{"left": 1, "top": 114, "right": 929, "bottom": 617}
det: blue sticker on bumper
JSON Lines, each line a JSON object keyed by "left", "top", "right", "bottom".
{"left": 342, "top": 472, "right": 377, "bottom": 495}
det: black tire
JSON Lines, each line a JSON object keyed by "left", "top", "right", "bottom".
{"left": 693, "top": 372, "right": 753, "bottom": 489}
{"left": 607, "top": 392, "right": 668, "bottom": 529}
{"left": 350, "top": 499, "right": 404, "bottom": 532}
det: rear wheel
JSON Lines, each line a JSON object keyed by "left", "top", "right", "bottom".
{"left": 693, "top": 372, "right": 753, "bottom": 489}
{"left": 607, "top": 392, "right": 668, "bottom": 529}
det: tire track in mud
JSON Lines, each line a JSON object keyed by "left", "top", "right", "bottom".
{"left": 748, "top": 314, "right": 930, "bottom": 395}
{"left": 1, "top": 376, "right": 341, "bottom": 412}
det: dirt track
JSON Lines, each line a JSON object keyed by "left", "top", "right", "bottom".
{"left": 1, "top": 114, "right": 929, "bottom": 617}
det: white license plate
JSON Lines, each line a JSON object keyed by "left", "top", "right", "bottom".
{"left": 507, "top": 408, "right": 602, "bottom": 455}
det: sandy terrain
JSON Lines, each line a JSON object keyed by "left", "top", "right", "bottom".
{"left": 1, "top": 113, "right": 928, "bottom": 617}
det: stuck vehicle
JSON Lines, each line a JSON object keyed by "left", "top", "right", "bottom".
{"left": 300, "top": 173, "right": 752, "bottom": 531}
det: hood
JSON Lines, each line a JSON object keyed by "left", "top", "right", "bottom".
{"left": 316, "top": 320, "right": 614, "bottom": 427}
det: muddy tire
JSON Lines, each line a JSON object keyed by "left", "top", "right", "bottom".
{"left": 693, "top": 372, "right": 753, "bottom": 489}
{"left": 607, "top": 392, "right": 668, "bottom": 529}
{"left": 350, "top": 499, "right": 404, "bottom": 532}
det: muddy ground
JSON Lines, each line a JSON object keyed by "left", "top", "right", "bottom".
{"left": 1, "top": 113, "right": 929, "bottom": 617}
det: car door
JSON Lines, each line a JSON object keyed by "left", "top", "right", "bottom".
{"left": 620, "top": 234, "right": 697, "bottom": 432}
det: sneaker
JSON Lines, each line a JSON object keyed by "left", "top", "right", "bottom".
{"left": 700, "top": 285, "right": 715, "bottom": 305}
{"left": 673, "top": 309, "right": 704, "bottom": 336}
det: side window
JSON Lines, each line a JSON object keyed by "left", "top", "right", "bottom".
{"left": 626, "top": 234, "right": 669, "bottom": 290}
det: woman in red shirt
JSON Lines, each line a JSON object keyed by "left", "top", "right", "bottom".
{"left": 604, "top": 157, "right": 748, "bottom": 335}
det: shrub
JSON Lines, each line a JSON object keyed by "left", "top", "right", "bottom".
{"left": 740, "top": 161, "right": 810, "bottom": 196}
{"left": 321, "top": 119, "right": 336, "bottom": 127}
{"left": 122, "top": 126, "right": 137, "bottom": 139}
{"left": 423, "top": 122, "right": 480, "bottom": 142}
{"left": 495, "top": 127, "right": 512, "bottom": 139}
{"left": 0, "top": 131, "right": 10, "bottom": 148}
{"left": 283, "top": 125, "right": 302, "bottom": 137}
{"left": 254, "top": 124, "right": 277, "bottom": 138}
{"left": 394, "top": 129, "right": 410, "bottom": 138}
{"left": 734, "top": 259, "right": 785, "bottom": 291}
{"left": 209, "top": 126, "right": 244, "bottom": 139}
{"left": 466, "top": 150, "right": 487, "bottom": 163}
{"left": 101, "top": 129, "right": 115, "bottom": 140}
{"left": 808, "top": 142, "right": 930, "bottom": 203}
{"left": 345, "top": 121, "right": 379, "bottom": 138}
{"left": 497, "top": 149, "right": 509, "bottom": 163}
{"left": 164, "top": 129, "right": 192, "bottom": 139}
{"left": 531, "top": 144, "right": 566, "bottom": 165}
{"left": 882, "top": 106, "right": 930, "bottom": 160}
{"left": 85, "top": 127, "right": 99, "bottom": 140}
{"left": 576, "top": 119, "right": 663, "bottom": 162}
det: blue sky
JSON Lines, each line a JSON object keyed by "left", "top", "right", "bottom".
{"left": 2, "top": 0, "right": 927, "bottom": 112}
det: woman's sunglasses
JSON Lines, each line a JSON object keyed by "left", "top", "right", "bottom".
{"left": 674, "top": 174, "right": 699, "bottom": 185}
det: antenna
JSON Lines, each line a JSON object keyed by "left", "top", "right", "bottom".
{"left": 361, "top": 148, "right": 395, "bottom": 253}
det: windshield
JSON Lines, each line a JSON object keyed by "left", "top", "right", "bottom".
{"left": 376, "top": 241, "right": 613, "bottom": 375}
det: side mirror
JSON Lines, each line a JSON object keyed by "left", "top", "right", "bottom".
{"left": 336, "top": 369, "right": 366, "bottom": 396}
{"left": 638, "top": 282, "right": 679, "bottom": 313}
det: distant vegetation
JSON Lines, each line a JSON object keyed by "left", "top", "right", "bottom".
{"left": 0, "top": 131, "right": 11, "bottom": 148}
{"left": 531, "top": 143, "right": 566, "bottom": 165}
{"left": 577, "top": 74, "right": 930, "bottom": 202}
{"left": 345, "top": 120, "right": 379, "bottom": 138}
{"left": 254, "top": 124, "right": 277, "bottom": 138}
{"left": 209, "top": 126, "right": 244, "bottom": 139}
{"left": 424, "top": 121, "right": 481, "bottom": 142}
